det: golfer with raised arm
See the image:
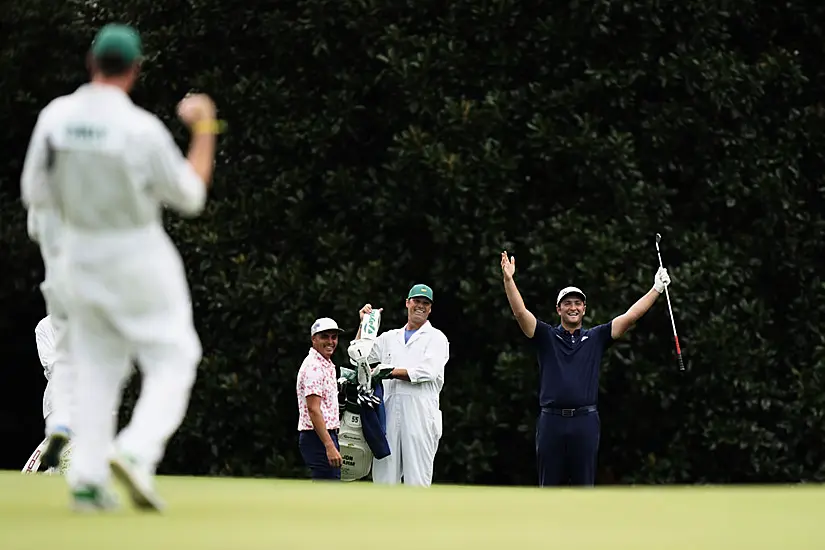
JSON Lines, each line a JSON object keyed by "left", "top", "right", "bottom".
{"left": 500, "top": 251, "right": 670, "bottom": 487}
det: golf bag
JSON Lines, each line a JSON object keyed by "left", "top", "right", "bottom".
{"left": 338, "top": 380, "right": 374, "bottom": 482}
{"left": 338, "top": 309, "right": 391, "bottom": 481}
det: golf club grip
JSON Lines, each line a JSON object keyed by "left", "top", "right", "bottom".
{"left": 674, "top": 335, "right": 684, "bottom": 370}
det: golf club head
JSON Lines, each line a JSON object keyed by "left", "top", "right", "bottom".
{"left": 655, "top": 233, "right": 662, "bottom": 244}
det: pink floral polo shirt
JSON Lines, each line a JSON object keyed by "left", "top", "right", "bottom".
{"left": 296, "top": 347, "right": 341, "bottom": 431}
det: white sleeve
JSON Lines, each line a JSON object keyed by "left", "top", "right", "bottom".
{"left": 26, "top": 209, "right": 39, "bottom": 243}
{"left": 368, "top": 332, "right": 386, "bottom": 365}
{"left": 20, "top": 109, "right": 55, "bottom": 215}
{"left": 407, "top": 333, "right": 450, "bottom": 384}
{"left": 146, "top": 120, "right": 207, "bottom": 217}
{"left": 34, "top": 319, "right": 56, "bottom": 375}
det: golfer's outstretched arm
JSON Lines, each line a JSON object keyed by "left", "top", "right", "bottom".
{"left": 501, "top": 252, "right": 537, "bottom": 338}
{"left": 611, "top": 289, "right": 660, "bottom": 339}
{"left": 611, "top": 267, "right": 671, "bottom": 339}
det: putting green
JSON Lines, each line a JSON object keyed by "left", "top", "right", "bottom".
{"left": 0, "top": 471, "right": 821, "bottom": 549}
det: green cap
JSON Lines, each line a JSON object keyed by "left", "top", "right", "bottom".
{"left": 407, "top": 284, "right": 434, "bottom": 303}
{"left": 91, "top": 24, "right": 143, "bottom": 63}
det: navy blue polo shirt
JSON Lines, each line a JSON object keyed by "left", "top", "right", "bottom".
{"left": 532, "top": 320, "right": 614, "bottom": 408}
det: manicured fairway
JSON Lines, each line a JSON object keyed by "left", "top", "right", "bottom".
{"left": 1, "top": 471, "right": 821, "bottom": 549}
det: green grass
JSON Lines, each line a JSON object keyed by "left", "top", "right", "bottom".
{"left": 0, "top": 471, "right": 822, "bottom": 549}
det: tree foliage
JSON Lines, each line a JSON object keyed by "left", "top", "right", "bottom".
{"left": 2, "top": 0, "right": 825, "bottom": 484}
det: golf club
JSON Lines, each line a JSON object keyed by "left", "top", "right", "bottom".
{"left": 655, "top": 233, "right": 684, "bottom": 371}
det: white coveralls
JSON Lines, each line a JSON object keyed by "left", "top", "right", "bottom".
{"left": 368, "top": 320, "right": 449, "bottom": 486}
{"left": 35, "top": 315, "right": 75, "bottom": 436}
{"left": 20, "top": 83, "right": 206, "bottom": 489}
{"left": 35, "top": 316, "right": 59, "bottom": 423}
{"left": 21, "top": 315, "right": 74, "bottom": 475}
{"left": 27, "top": 203, "right": 74, "bottom": 438}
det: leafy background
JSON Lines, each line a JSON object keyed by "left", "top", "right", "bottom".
{"left": 1, "top": 0, "right": 824, "bottom": 484}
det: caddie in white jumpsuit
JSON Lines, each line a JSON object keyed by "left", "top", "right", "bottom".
{"left": 35, "top": 317, "right": 61, "bottom": 436}
{"left": 25, "top": 163, "right": 76, "bottom": 471}
{"left": 23, "top": 315, "right": 131, "bottom": 475}
{"left": 20, "top": 23, "right": 219, "bottom": 512}
{"left": 355, "top": 284, "right": 450, "bottom": 486}
{"left": 21, "top": 315, "right": 75, "bottom": 475}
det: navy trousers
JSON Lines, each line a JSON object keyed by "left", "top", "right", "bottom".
{"left": 536, "top": 409, "right": 600, "bottom": 487}
{"left": 299, "top": 430, "right": 341, "bottom": 480}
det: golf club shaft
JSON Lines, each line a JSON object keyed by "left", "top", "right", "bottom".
{"left": 655, "top": 238, "right": 685, "bottom": 371}
{"left": 661, "top": 284, "right": 684, "bottom": 370}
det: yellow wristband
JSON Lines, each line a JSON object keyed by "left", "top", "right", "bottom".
{"left": 193, "top": 119, "right": 226, "bottom": 135}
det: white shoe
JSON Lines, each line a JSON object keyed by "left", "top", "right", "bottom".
{"left": 71, "top": 484, "right": 120, "bottom": 513}
{"left": 109, "top": 453, "right": 165, "bottom": 512}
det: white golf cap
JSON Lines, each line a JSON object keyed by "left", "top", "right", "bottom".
{"left": 556, "top": 286, "right": 586, "bottom": 306}
{"left": 310, "top": 317, "right": 345, "bottom": 337}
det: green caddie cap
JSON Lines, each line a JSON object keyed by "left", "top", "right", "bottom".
{"left": 407, "top": 284, "right": 434, "bottom": 303}
{"left": 91, "top": 24, "right": 143, "bottom": 63}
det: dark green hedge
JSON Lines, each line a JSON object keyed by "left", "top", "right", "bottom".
{"left": 2, "top": 0, "right": 825, "bottom": 484}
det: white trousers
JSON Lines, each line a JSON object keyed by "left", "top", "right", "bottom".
{"left": 62, "top": 228, "right": 202, "bottom": 489}
{"left": 65, "top": 302, "right": 201, "bottom": 488}
{"left": 372, "top": 394, "right": 442, "bottom": 487}
{"left": 39, "top": 250, "right": 75, "bottom": 437}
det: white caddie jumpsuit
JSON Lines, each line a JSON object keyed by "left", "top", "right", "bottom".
{"left": 25, "top": 315, "right": 128, "bottom": 475}
{"left": 20, "top": 82, "right": 206, "bottom": 488}
{"left": 368, "top": 320, "right": 449, "bottom": 486}
{"left": 34, "top": 316, "right": 59, "bottom": 423}
{"left": 23, "top": 315, "right": 75, "bottom": 475}
{"left": 27, "top": 203, "right": 74, "bottom": 438}
{"left": 20, "top": 316, "right": 61, "bottom": 475}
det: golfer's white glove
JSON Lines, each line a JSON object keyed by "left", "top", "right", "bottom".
{"left": 654, "top": 266, "right": 671, "bottom": 293}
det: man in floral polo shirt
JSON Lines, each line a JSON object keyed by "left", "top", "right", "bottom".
{"left": 296, "top": 317, "right": 345, "bottom": 480}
